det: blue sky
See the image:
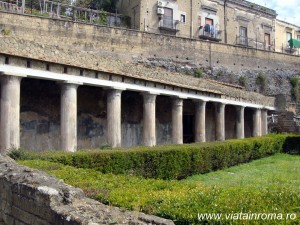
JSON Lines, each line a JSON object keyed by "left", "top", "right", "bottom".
{"left": 249, "top": 0, "right": 300, "bottom": 26}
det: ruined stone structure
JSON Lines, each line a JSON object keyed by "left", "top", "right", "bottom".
{"left": 0, "top": 154, "right": 174, "bottom": 225}
{"left": 0, "top": 11, "right": 291, "bottom": 152}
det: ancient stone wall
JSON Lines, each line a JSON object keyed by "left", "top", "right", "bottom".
{"left": 0, "top": 154, "right": 174, "bottom": 225}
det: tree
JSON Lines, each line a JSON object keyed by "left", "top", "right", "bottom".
{"left": 72, "top": 0, "right": 119, "bottom": 12}
{"left": 90, "top": 0, "right": 119, "bottom": 12}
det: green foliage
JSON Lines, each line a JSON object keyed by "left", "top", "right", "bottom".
{"left": 13, "top": 135, "right": 299, "bottom": 180}
{"left": 256, "top": 72, "right": 267, "bottom": 93}
{"left": 1, "top": 28, "right": 11, "bottom": 36}
{"left": 95, "top": 9, "right": 108, "bottom": 25}
{"left": 7, "top": 148, "right": 27, "bottom": 160}
{"left": 289, "top": 76, "right": 299, "bottom": 102}
{"left": 239, "top": 76, "right": 247, "bottom": 87}
{"left": 19, "top": 153, "right": 300, "bottom": 224}
{"left": 89, "top": 0, "right": 119, "bottom": 12}
{"left": 194, "top": 69, "right": 203, "bottom": 78}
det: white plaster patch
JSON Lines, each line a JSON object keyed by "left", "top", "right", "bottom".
{"left": 37, "top": 186, "right": 59, "bottom": 196}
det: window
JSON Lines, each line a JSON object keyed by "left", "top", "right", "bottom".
{"left": 264, "top": 33, "right": 270, "bottom": 50}
{"left": 180, "top": 14, "right": 186, "bottom": 23}
{"left": 286, "top": 32, "right": 292, "bottom": 40}
{"left": 239, "top": 27, "right": 247, "bottom": 45}
{"left": 204, "top": 18, "right": 214, "bottom": 37}
{"left": 163, "top": 8, "right": 173, "bottom": 28}
{"left": 297, "top": 35, "right": 300, "bottom": 40}
{"left": 205, "top": 18, "right": 213, "bottom": 26}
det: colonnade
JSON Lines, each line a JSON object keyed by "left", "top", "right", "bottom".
{"left": 0, "top": 74, "right": 268, "bottom": 152}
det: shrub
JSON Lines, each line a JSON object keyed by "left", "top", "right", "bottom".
{"left": 289, "top": 76, "right": 299, "bottom": 102}
{"left": 13, "top": 134, "right": 299, "bottom": 180}
{"left": 1, "top": 28, "right": 11, "bottom": 36}
{"left": 7, "top": 148, "right": 27, "bottom": 160}
{"left": 19, "top": 153, "right": 300, "bottom": 225}
{"left": 256, "top": 72, "right": 267, "bottom": 93}
{"left": 194, "top": 69, "right": 203, "bottom": 78}
{"left": 239, "top": 76, "right": 247, "bottom": 87}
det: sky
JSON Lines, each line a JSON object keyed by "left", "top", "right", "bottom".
{"left": 248, "top": 0, "right": 300, "bottom": 26}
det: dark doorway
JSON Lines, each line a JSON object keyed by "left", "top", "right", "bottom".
{"left": 183, "top": 114, "right": 195, "bottom": 143}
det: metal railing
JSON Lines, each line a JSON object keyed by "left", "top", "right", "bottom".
{"left": 199, "top": 25, "right": 222, "bottom": 41}
{"left": 159, "top": 18, "right": 180, "bottom": 31}
{"left": 235, "top": 35, "right": 274, "bottom": 51}
{"left": 0, "top": 1, "right": 21, "bottom": 12}
{"left": 281, "top": 43, "right": 300, "bottom": 55}
{"left": 0, "top": 0, "right": 130, "bottom": 28}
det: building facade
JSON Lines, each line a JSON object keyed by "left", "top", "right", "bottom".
{"left": 275, "top": 20, "right": 300, "bottom": 55}
{"left": 118, "top": 0, "right": 277, "bottom": 51}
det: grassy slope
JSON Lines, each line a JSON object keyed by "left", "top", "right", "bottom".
{"left": 19, "top": 154, "right": 300, "bottom": 224}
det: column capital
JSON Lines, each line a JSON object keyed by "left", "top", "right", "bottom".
{"left": 142, "top": 92, "right": 157, "bottom": 104}
{"left": 58, "top": 80, "right": 82, "bottom": 87}
{"left": 107, "top": 88, "right": 123, "bottom": 98}
{"left": 172, "top": 97, "right": 183, "bottom": 107}
{"left": 0, "top": 71, "right": 27, "bottom": 78}
{"left": 194, "top": 99, "right": 207, "bottom": 107}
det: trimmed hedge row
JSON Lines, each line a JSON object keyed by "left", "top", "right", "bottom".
{"left": 11, "top": 134, "right": 300, "bottom": 180}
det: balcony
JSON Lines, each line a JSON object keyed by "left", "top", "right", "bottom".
{"left": 236, "top": 36, "right": 274, "bottom": 51}
{"left": 199, "top": 25, "right": 222, "bottom": 42}
{"left": 159, "top": 18, "right": 180, "bottom": 32}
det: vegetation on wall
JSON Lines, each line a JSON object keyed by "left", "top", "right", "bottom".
{"left": 194, "top": 68, "right": 203, "bottom": 78}
{"left": 289, "top": 76, "right": 299, "bottom": 102}
{"left": 10, "top": 134, "right": 300, "bottom": 180}
{"left": 238, "top": 75, "right": 247, "bottom": 87}
{"left": 1, "top": 28, "right": 11, "bottom": 36}
{"left": 256, "top": 72, "right": 267, "bottom": 93}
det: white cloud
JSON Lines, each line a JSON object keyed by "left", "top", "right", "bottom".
{"left": 249, "top": 0, "right": 300, "bottom": 26}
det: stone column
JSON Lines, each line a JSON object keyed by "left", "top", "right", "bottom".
{"left": 253, "top": 108, "right": 262, "bottom": 137}
{"left": 172, "top": 98, "right": 183, "bottom": 144}
{"left": 215, "top": 102, "right": 225, "bottom": 141}
{"left": 0, "top": 75, "right": 22, "bottom": 152}
{"left": 195, "top": 100, "right": 206, "bottom": 142}
{"left": 143, "top": 93, "right": 156, "bottom": 147}
{"left": 236, "top": 106, "right": 245, "bottom": 139}
{"left": 107, "top": 89, "right": 122, "bottom": 148}
{"left": 261, "top": 109, "right": 268, "bottom": 136}
{"left": 61, "top": 83, "right": 78, "bottom": 152}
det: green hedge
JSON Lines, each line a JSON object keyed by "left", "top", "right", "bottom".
{"left": 19, "top": 154, "right": 300, "bottom": 225}
{"left": 11, "top": 134, "right": 299, "bottom": 180}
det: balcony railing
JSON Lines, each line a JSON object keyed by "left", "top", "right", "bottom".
{"left": 199, "top": 25, "right": 222, "bottom": 42}
{"left": 0, "top": 1, "right": 21, "bottom": 13}
{"left": 236, "top": 35, "right": 274, "bottom": 51}
{"left": 159, "top": 18, "right": 180, "bottom": 32}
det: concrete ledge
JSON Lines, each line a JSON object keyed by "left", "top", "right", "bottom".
{"left": 0, "top": 154, "right": 174, "bottom": 225}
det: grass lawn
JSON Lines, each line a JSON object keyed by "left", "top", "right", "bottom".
{"left": 19, "top": 153, "right": 300, "bottom": 224}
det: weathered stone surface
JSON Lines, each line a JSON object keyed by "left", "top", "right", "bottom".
{"left": 0, "top": 154, "right": 175, "bottom": 225}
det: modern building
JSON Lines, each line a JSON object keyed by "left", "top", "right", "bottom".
{"left": 117, "top": 0, "right": 277, "bottom": 50}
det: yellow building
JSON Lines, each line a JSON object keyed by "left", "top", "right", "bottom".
{"left": 275, "top": 20, "right": 300, "bottom": 55}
